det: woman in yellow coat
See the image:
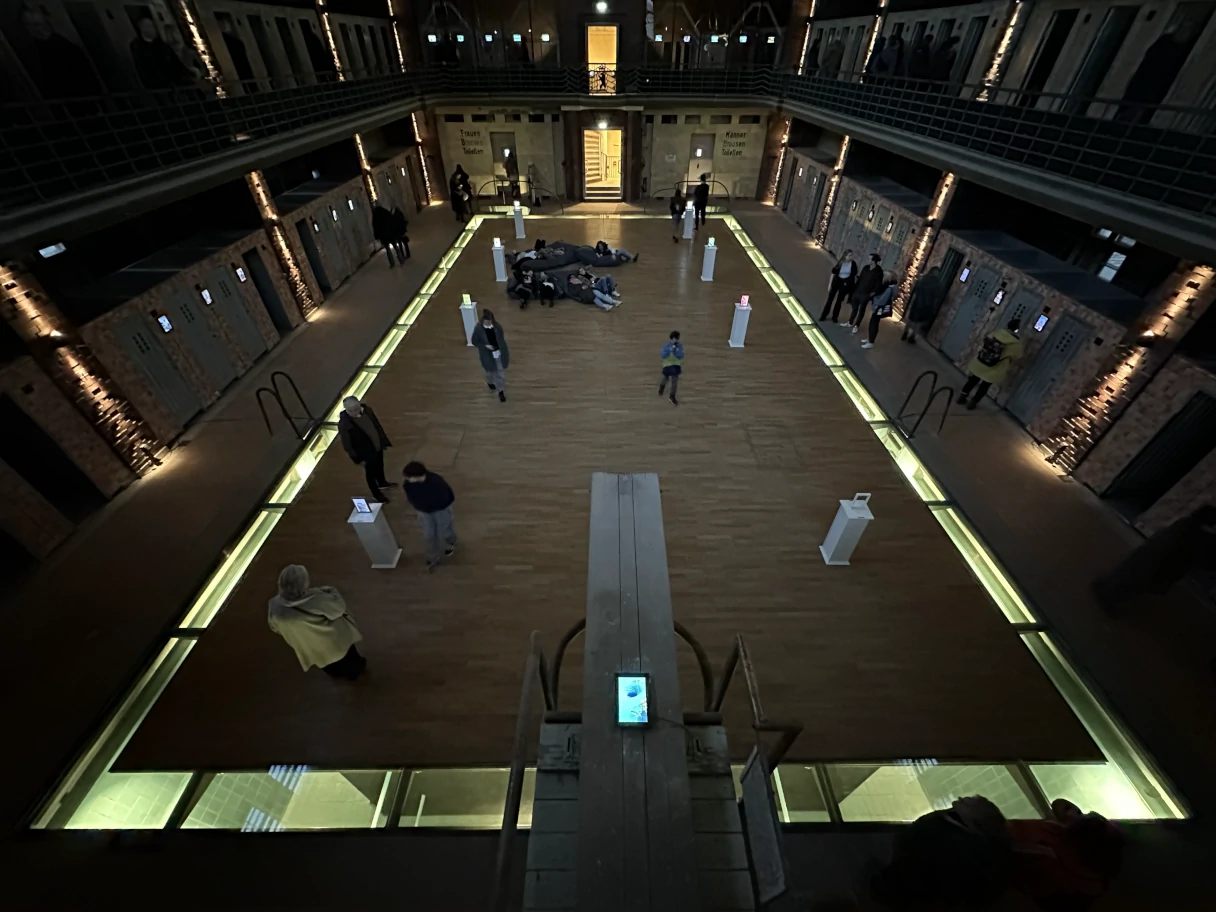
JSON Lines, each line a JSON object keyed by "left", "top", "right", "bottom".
{"left": 958, "top": 318, "right": 1023, "bottom": 409}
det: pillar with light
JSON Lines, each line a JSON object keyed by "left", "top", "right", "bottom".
{"left": 729, "top": 293, "right": 752, "bottom": 348}
{"left": 460, "top": 292, "right": 477, "bottom": 345}
{"left": 513, "top": 200, "right": 525, "bottom": 238}
{"left": 701, "top": 236, "right": 717, "bottom": 282}
{"left": 492, "top": 237, "right": 507, "bottom": 282}
{"left": 682, "top": 200, "right": 695, "bottom": 239}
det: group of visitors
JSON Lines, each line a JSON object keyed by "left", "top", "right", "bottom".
{"left": 371, "top": 204, "right": 411, "bottom": 267}
{"left": 507, "top": 239, "right": 636, "bottom": 311}
{"left": 871, "top": 795, "right": 1123, "bottom": 910}
{"left": 669, "top": 175, "right": 711, "bottom": 241}
{"left": 805, "top": 30, "right": 960, "bottom": 88}
{"left": 823, "top": 250, "right": 898, "bottom": 349}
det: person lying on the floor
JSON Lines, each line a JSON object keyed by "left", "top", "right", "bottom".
{"left": 577, "top": 267, "right": 622, "bottom": 304}
{"left": 568, "top": 270, "right": 618, "bottom": 311}
{"left": 508, "top": 269, "right": 558, "bottom": 307}
{"left": 594, "top": 240, "right": 639, "bottom": 263}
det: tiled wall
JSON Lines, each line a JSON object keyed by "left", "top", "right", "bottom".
{"left": 1078, "top": 355, "right": 1216, "bottom": 533}
{"left": 924, "top": 233, "right": 1125, "bottom": 435}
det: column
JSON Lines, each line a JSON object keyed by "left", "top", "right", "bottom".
{"left": 894, "top": 171, "right": 957, "bottom": 318}
{"left": 814, "top": 135, "right": 851, "bottom": 244}
{"left": 245, "top": 171, "right": 321, "bottom": 317}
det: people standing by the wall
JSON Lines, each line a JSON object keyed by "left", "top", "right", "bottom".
{"left": 300, "top": 18, "right": 336, "bottom": 81}
{"left": 958, "top": 318, "right": 1023, "bottom": 409}
{"left": 929, "top": 35, "right": 960, "bottom": 89}
{"left": 527, "top": 161, "right": 542, "bottom": 207}
{"left": 867, "top": 36, "right": 888, "bottom": 77}
{"left": 659, "top": 331, "right": 684, "bottom": 406}
{"left": 670, "top": 187, "right": 685, "bottom": 241}
{"left": 846, "top": 253, "right": 884, "bottom": 332}
{"left": 805, "top": 35, "right": 822, "bottom": 75}
{"left": 372, "top": 205, "right": 399, "bottom": 267}
{"left": 166, "top": 28, "right": 206, "bottom": 83}
{"left": 881, "top": 34, "right": 905, "bottom": 81}
{"left": 338, "top": 395, "right": 395, "bottom": 502}
{"left": 130, "top": 16, "right": 193, "bottom": 91}
{"left": 450, "top": 165, "right": 470, "bottom": 222}
{"left": 861, "top": 271, "right": 898, "bottom": 349}
{"left": 472, "top": 309, "right": 509, "bottom": 402}
{"left": 1117, "top": 25, "right": 1196, "bottom": 123}
{"left": 820, "top": 38, "right": 845, "bottom": 80}
{"left": 17, "top": 2, "right": 104, "bottom": 101}
{"left": 268, "top": 565, "right": 366, "bottom": 680}
{"left": 693, "top": 174, "right": 710, "bottom": 229}
{"left": 390, "top": 207, "right": 410, "bottom": 261}
{"left": 907, "top": 33, "right": 933, "bottom": 87}
{"left": 402, "top": 461, "right": 457, "bottom": 571}
{"left": 901, "top": 266, "right": 943, "bottom": 344}
{"left": 821, "top": 249, "right": 858, "bottom": 322}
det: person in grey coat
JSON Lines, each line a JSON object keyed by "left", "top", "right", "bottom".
{"left": 471, "top": 309, "right": 510, "bottom": 402}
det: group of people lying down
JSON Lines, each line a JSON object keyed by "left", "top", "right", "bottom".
{"left": 506, "top": 239, "right": 638, "bottom": 311}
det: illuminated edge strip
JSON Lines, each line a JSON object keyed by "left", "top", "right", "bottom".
{"left": 34, "top": 213, "right": 1186, "bottom": 828}
{"left": 718, "top": 213, "right": 1187, "bottom": 820}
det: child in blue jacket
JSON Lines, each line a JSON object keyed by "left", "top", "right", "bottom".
{"left": 659, "top": 331, "right": 684, "bottom": 405}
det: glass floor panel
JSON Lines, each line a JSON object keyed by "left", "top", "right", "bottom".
{"left": 182, "top": 768, "right": 396, "bottom": 830}
{"left": 826, "top": 762, "right": 1042, "bottom": 823}
{"left": 399, "top": 768, "right": 536, "bottom": 829}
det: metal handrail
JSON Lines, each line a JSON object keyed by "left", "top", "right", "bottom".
{"left": 255, "top": 370, "right": 313, "bottom": 439}
{"left": 645, "top": 180, "right": 734, "bottom": 212}
{"left": 491, "top": 629, "right": 553, "bottom": 912}
{"left": 896, "top": 370, "right": 954, "bottom": 438}
{"left": 470, "top": 178, "right": 566, "bottom": 214}
{"left": 709, "top": 634, "right": 803, "bottom": 769}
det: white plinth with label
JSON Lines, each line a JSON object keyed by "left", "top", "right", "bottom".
{"left": 728, "top": 298, "right": 752, "bottom": 348}
{"left": 682, "top": 204, "right": 695, "bottom": 239}
{"left": 513, "top": 202, "right": 526, "bottom": 239}
{"left": 819, "top": 493, "right": 873, "bottom": 566}
{"left": 701, "top": 240, "right": 717, "bottom": 282}
{"left": 348, "top": 502, "right": 402, "bottom": 569}
{"left": 460, "top": 295, "right": 477, "bottom": 346}
{"left": 492, "top": 240, "right": 507, "bottom": 282}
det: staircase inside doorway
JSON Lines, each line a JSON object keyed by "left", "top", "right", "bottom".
{"left": 584, "top": 128, "right": 622, "bottom": 201}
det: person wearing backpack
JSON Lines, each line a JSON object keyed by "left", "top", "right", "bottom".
{"left": 861, "top": 271, "right": 898, "bottom": 349}
{"left": 958, "top": 318, "right": 1024, "bottom": 409}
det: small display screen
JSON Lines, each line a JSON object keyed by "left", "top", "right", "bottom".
{"left": 352, "top": 497, "right": 372, "bottom": 514}
{"left": 993, "top": 289, "right": 1005, "bottom": 305}
{"left": 200, "top": 289, "right": 212, "bottom": 304}
{"left": 1034, "top": 314, "right": 1050, "bottom": 332}
{"left": 156, "top": 315, "right": 173, "bottom": 333}
{"left": 616, "top": 674, "right": 650, "bottom": 727}
{"left": 959, "top": 267, "right": 970, "bottom": 282}
{"left": 235, "top": 267, "right": 247, "bottom": 282}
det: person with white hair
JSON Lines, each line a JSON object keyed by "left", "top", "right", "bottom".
{"left": 267, "top": 565, "right": 366, "bottom": 679}
{"left": 338, "top": 395, "right": 394, "bottom": 502}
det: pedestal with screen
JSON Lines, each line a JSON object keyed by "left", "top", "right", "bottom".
{"left": 348, "top": 501, "right": 402, "bottom": 569}
{"left": 819, "top": 493, "right": 873, "bottom": 566}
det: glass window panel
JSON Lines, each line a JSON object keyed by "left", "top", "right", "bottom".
{"left": 398, "top": 768, "right": 535, "bottom": 828}
{"left": 928, "top": 506, "right": 1037, "bottom": 623}
{"left": 827, "top": 762, "right": 1041, "bottom": 822}
{"left": 1020, "top": 633, "right": 1185, "bottom": 819}
{"left": 65, "top": 772, "right": 191, "bottom": 829}
{"left": 773, "top": 766, "right": 832, "bottom": 823}
{"left": 182, "top": 768, "right": 395, "bottom": 830}
{"left": 833, "top": 370, "right": 886, "bottom": 422}
{"left": 1030, "top": 763, "right": 1151, "bottom": 820}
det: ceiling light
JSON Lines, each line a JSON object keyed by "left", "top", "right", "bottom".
{"left": 427, "top": 34, "right": 437, "bottom": 43}
{"left": 595, "top": 1, "right": 608, "bottom": 12}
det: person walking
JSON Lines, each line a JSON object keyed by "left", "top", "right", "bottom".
{"left": 471, "top": 309, "right": 509, "bottom": 402}
{"left": 862, "top": 271, "right": 898, "bottom": 349}
{"left": 390, "top": 206, "right": 410, "bottom": 261}
{"left": 821, "top": 249, "right": 858, "bottom": 322}
{"left": 658, "top": 330, "right": 684, "bottom": 406}
{"left": 268, "top": 565, "right": 366, "bottom": 679}
{"left": 372, "top": 204, "right": 399, "bottom": 267}
{"left": 450, "top": 165, "right": 471, "bottom": 222}
{"left": 670, "top": 188, "right": 685, "bottom": 241}
{"left": 846, "top": 253, "right": 884, "bottom": 332}
{"left": 901, "top": 266, "right": 943, "bottom": 344}
{"left": 402, "top": 461, "right": 457, "bottom": 571}
{"left": 338, "top": 396, "right": 395, "bottom": 502}
{"left": 958, "top": 318, "right": 1024, "bottom": 409}
{"left": 693, "top": 173, "right": 710, "bottom": 229}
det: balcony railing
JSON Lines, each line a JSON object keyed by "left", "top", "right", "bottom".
{"left": 1, "top": 65, "right": 1212, "bottom": 222}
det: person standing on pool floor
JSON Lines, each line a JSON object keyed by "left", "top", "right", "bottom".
{"left": 338, "top": 395, "right": 396, "bottom": 503}
{"left": 402, "top": 461, "right": 457, "bottom": 571}
{"left": 472, "top": 309, "right": 510, "bottom": 402}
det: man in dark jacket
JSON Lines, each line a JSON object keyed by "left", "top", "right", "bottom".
{"left": 821, "top": 249, "right": 858, "bottom": 322}
{"left": 390, "top": 207, "right": 410, "bottom": 261}
{"left": 693, "top": 174, "right": 710, "bottom": 229}
{"left": 403, "top": 461, "right": 457, "bottom": 570}
{"left": 338, "top": 396, "right": 395, "bottom": 502}
{"left": 902, "top": 266, "right": 943, "bottom": 343}
{"left": 846, "top": 253, "right": 884, "bottom": 331}
{"left": 372, "top": 205, "right": 398, "bottom": 267}
{"left": 471, "top": 309, "right": 510, "bottom": 402}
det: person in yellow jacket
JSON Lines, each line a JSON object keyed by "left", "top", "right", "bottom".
{"left": 958, "top": 318, "right": 1023, "bottom": 409}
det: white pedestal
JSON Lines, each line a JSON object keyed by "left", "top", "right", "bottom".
{"left": 682, "top": 205, "right": 695, "bottom": 239}
{"left": 728, "top": 301, "right": 752, "bottom": 348}
{"left": 348, "top": 502, "right": 402, "bottom": 569}
{"left": 460, "top": 297, "right": 477, "bottom": 346}
{"left": 701, "top": 243, "right": 717, "bottom": 282}
{"left": 492, "top": 244, "right": 507, "bottom": 282}
{"left": 819, "top": 494, "right": 873, "bottom": 566}
{"left": 513, "top": 203, "right": 526, "bottom": 239}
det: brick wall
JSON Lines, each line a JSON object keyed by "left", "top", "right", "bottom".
{"left": 924, "top": 232, "right": 1125, "bottom": 436}
{"left": 823, "top": 177, "right": 922, "bottom": 274}
{"left": 279, "top": 177, "right": 376, "bottom": 295}
{"left": 0, "top": 356, "right": 133, "bottom": 498}
{"left": 0, "top": 457, "right": 72, "bottom": 559}
{"left": 779, "top": 149, "right": 834, "bottom": 233}
{"left": 1077, "top": 355, "right": 1216, "bottom": 534}
{"left": 370, "top": 150, "right": 424, "bottom": 214}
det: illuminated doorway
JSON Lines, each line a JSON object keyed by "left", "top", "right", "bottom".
{"left": 583, "top": 128, "right": 622, "bottom": 201}
{"left": 587, "top": 24, "right": 618, "bottom": 94}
